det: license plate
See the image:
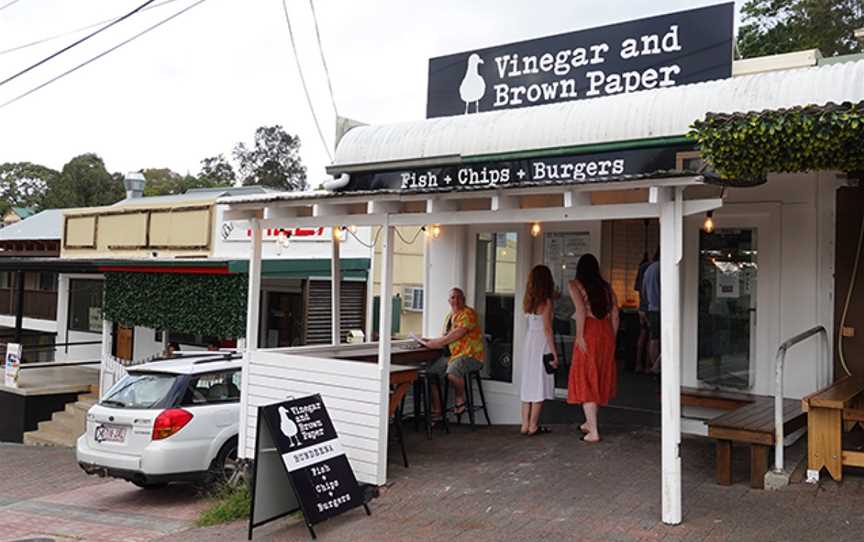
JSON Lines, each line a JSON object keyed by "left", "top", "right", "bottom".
{"left": 94, "top": 424, "right": 127, "bottom": 443}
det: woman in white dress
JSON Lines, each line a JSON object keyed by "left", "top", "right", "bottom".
{"left": 520, "top": 264, "right": 559, "bottom": 436}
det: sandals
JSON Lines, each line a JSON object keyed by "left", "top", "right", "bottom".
{"left": 452, "top": 401, "right": 466, "bottom": 415}
{"left": 581, "top": 435, "right": 601, "bottom": 443}
{"left": 526, "top": 426, "right": 552, "bottom": 436}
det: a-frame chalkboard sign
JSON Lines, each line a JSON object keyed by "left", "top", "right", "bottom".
{"left": 248, "top": 394, "right": 370, "bottom": 539}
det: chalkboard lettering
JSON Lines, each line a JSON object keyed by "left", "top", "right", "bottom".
{"left": 250, "top": 394, "right": 369, "bottom": 539}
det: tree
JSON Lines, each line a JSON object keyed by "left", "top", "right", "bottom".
{"left": 737, "top": 0, "right": 864, "bottom": 58}
{"left": 233, "top": 125, "right": 307, "bottom": 191}
{"left": 142, "top": 168, "right": 187, "bottom": 197}
{"left": 42, "top": 153, "right": 125, "bottom": 209}
{"left": 198, "top": 154, "right": 236, "bottom": 187}
{"left": 0, "top": 162, "right": 57, "bottom": 213}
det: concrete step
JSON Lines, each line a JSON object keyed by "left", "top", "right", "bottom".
{"left": 40, "top": 411, "right": 86, "bottom": 436}
{"left": 71, "top": 397, "right": 97, "bottom": 413}
{"left": 23, "top": 426, "right": 77, "bottom": 448}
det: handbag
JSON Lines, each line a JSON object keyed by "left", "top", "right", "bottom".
{"left": 542, "top": 352, "right": 556, "bottom": 375}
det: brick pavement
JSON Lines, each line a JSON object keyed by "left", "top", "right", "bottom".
{"left": 0, "top": 443, "right": 212, "bottom": 542}
{"left": 3, "top": 420, "right": 864, "bottom": 542}
{"left": 159, "top": 421, "right": 864, "bottom": 542}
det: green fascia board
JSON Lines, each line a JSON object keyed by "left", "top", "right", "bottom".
{"left": 228, "top": 258, "right": 370, "bottom": 278}
{"left": 463, "top": 135, "right": 693, "bottom": 163}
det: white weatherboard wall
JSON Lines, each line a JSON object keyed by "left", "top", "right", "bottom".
{"left": 243, "top": 350, "right": 387, "bottom": 485}
{"left": 682, "top": 172, "right": 836, "bottom": 400}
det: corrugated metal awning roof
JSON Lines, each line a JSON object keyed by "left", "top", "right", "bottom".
{"left": 329, "top": 59, "right": 864, "bottom": 171}
{"left": 0, "top": 209, "right": 62, "bottom": 241}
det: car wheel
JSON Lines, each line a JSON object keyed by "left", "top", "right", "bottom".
{"left": 131, "top": 480, "right": 169, "bottom": 490}
{"left": 209, "top": 436, "right": 240, "bottom": 486}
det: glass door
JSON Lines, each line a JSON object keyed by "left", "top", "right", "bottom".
{"left": 697, "top": 228, "right": 758, "bottom": 389}
{"left": 475, "top": 232, "right": 517, "bottom": 383}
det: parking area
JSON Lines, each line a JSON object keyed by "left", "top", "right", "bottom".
{"left": 0, "top": 443, "right": 212, "bottom": 542}
{"left": 4, "top": 417, "right": 864, "bottom": 542}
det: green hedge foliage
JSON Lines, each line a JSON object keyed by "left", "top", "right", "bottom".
{"left": 689, "top": 101, "right": 864, "bottom": 181}
{"left": 104, "top": 272, "right": 248, "bottom": 337}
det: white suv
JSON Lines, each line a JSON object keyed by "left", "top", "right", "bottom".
{"left": 76, "top": 352, "right": 242, "bottom": 489}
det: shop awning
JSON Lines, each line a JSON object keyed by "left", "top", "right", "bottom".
{"left": 326, "top": 58, "right": 864, "bottom": 172}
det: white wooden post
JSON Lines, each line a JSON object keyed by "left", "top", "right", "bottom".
{"left": 239, "top": 217, "right": 262, "bottom": 460}
{"left": 659, "top": 187, "right": 683, "bottom": 525}
{"left": 365, "top": 227, "right": 377, "bottom": 342}
{"left": 99, "top": 318, "right": 112, "bottom": 397}
{"left": 332, "top": 230, "right": 342, "bottom": 345}
{"left": 375, "top": 216, "right": 394, "bottom": 482}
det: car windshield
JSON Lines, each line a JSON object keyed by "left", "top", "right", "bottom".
{"left": 101, "top": 372, "right": 178, "bottom": 409}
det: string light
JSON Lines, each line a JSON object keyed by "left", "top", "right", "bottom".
{"left": 429, "top": 225, "right": 442, "bottom": 240}
{"left": 530, "top": 222, "right": 542, "bottom": 237}
{"left": 703, "top": 211, "right": 715, "bottom": 233}
{"left": 347, "top": 224, "right": 358, "bottom": 234}
{"left": 333, "top": 226, "right": 346, "bottom": 242}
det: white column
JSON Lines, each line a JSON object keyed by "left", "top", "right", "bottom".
{"left": 375, "top": 216, "right": 394, "bottom": 484}
{"left": 239, "top": 217, "right": 262, "bottom": 460}
{"left": 332, "top": 231, "right": 342, "bottom": 345}
{"left": 99, "top": 318, "right": 112, "bottom": 397}
{"left": 365, "top": 227, "right": 377, "bottom": 342}
{"left": 659, "top": 187, "right": 683, "bottom": 524}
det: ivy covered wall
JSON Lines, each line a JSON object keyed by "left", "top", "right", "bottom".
{"left": 690, "top": 101, "right": 864, "bottom": 182}
{"left": 103, "top": 272, "right": 248, "bottom": 338}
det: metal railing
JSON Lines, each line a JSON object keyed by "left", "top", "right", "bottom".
{"left": 774, "top": 325, "right": 829, "bottom": 473}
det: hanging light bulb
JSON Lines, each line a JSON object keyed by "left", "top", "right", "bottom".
{"left": 333, "top": 226, "right": 346, "bottom": 242}
{"left": 530, "top": 222, "right": 542, "bottom": 237}
{"left": 347, "top": 224, "right": 358, "bottom": 234}
{"left": 703, "top": 211, "right": 715, "bottom": 233}
{"left": 430, "top": 224, "right": 441, "bottom": 240}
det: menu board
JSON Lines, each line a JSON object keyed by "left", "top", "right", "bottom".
{"left": 544, "top": 232, "right": 591, "bottom": 288}
{"left": 249, "top": 394, "right": 368, "bottom": 539}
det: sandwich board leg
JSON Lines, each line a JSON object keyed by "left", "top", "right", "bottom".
{"left": 364, "top": 503, "right": 371, "bottom": 516}
{"left": 306, "top": 523, "right": 317, "bottom": 539}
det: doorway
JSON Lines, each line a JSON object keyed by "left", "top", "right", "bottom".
{"left": 697, "top": 228, "right": 758, "bottom": 389}
{"left": 264, "top": 291, "right": 304, "bottom": 348}
{"left": 113, "top": 323, "right": 134, "bottom": 361}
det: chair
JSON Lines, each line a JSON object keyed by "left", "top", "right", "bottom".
{"left": 410, "top": 365, "right": 442, "bottom": 438}
{"left": 390, "top": 393, "right": 409, "bottom": 468}
{"left": 442, "top": 368, "right": 491, "bottom": 429}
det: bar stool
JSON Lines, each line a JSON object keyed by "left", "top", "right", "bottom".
{"left": 442, "top": 369, "right": 491, "bottom": 429}
{"left": 409, "top": 364, "right": 441, "bottom": 438}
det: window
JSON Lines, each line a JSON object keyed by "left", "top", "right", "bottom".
{"left": 0, "top": 272, "right": 10, "bottom": 289}
{"left": 180, "top": 370, "right": 241, "bottom": 406}
{"left": 38, "top": 273, "right": 57, "bottom": 291}
{"left": 68, "top": 279, "right": 104, "bottom": 332}
{"left": 102, "top": 372, "right": 179, "bottom": 409}
{"left": 402, "top": 286, "right": 423, "bottom": 311}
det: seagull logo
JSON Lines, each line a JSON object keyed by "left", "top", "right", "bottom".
{"left": 459, "top": 53, "right": 485, "bottom": 114}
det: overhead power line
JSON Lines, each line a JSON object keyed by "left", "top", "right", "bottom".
{"left": 309, "top": 0, "right": 338, "bottom": 120}
{"left": 281, "top": 0, "right": 333, "bottom": 162}
{"left": 0, "top": 0, "right": 158, "bottom": 88}
{"left": 0, "top": 0, "right": 182, "bottom": 57}
{"left": 0, "top": 0, "right": 209, "bottom": 110}
{"left": 0, "top": 0, "right": 22, "bottom": 12}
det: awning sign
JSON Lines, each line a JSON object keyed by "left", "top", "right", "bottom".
{"left": 426, "top": 3, "right": 733, "bottom": 118}
{"left": 220, "top": 222, "right": 332, "bottom": 243}
{"left": 339, "top": 145, "right": 689, "bottom": 192}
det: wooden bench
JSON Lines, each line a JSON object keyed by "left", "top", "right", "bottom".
{"left": 802, "top": 375, "right": 864, "bottom": 481}
{"left": 707, "top": 397, "right": 806, "bottom": 489}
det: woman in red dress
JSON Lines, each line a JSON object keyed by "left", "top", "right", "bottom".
{"left": 567, "top": 253, "right": 619, "bottom": 443}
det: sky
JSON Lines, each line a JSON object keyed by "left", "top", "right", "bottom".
{"left": 0, "top": 0, "right": 742, "bottom": 187}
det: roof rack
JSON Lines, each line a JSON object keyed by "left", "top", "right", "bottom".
{"left": 193, "top": 352, "right": 242, "bottom": 365}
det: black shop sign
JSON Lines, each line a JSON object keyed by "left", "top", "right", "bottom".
{"left": 426, "top": 3, "right": 733, "bottom": 118}
{"left": 340, "top": 145, "right": 689, "bottom": 193}
{"left": 248, "top": 394, "right": 368, "bottom": 540}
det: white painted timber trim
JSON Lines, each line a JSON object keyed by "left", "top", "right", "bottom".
{"left": 659, "top": 186, "right": 683, "bottom": 525}
{"left": 238, "top": 218, "right": 262, "bottom": 460}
